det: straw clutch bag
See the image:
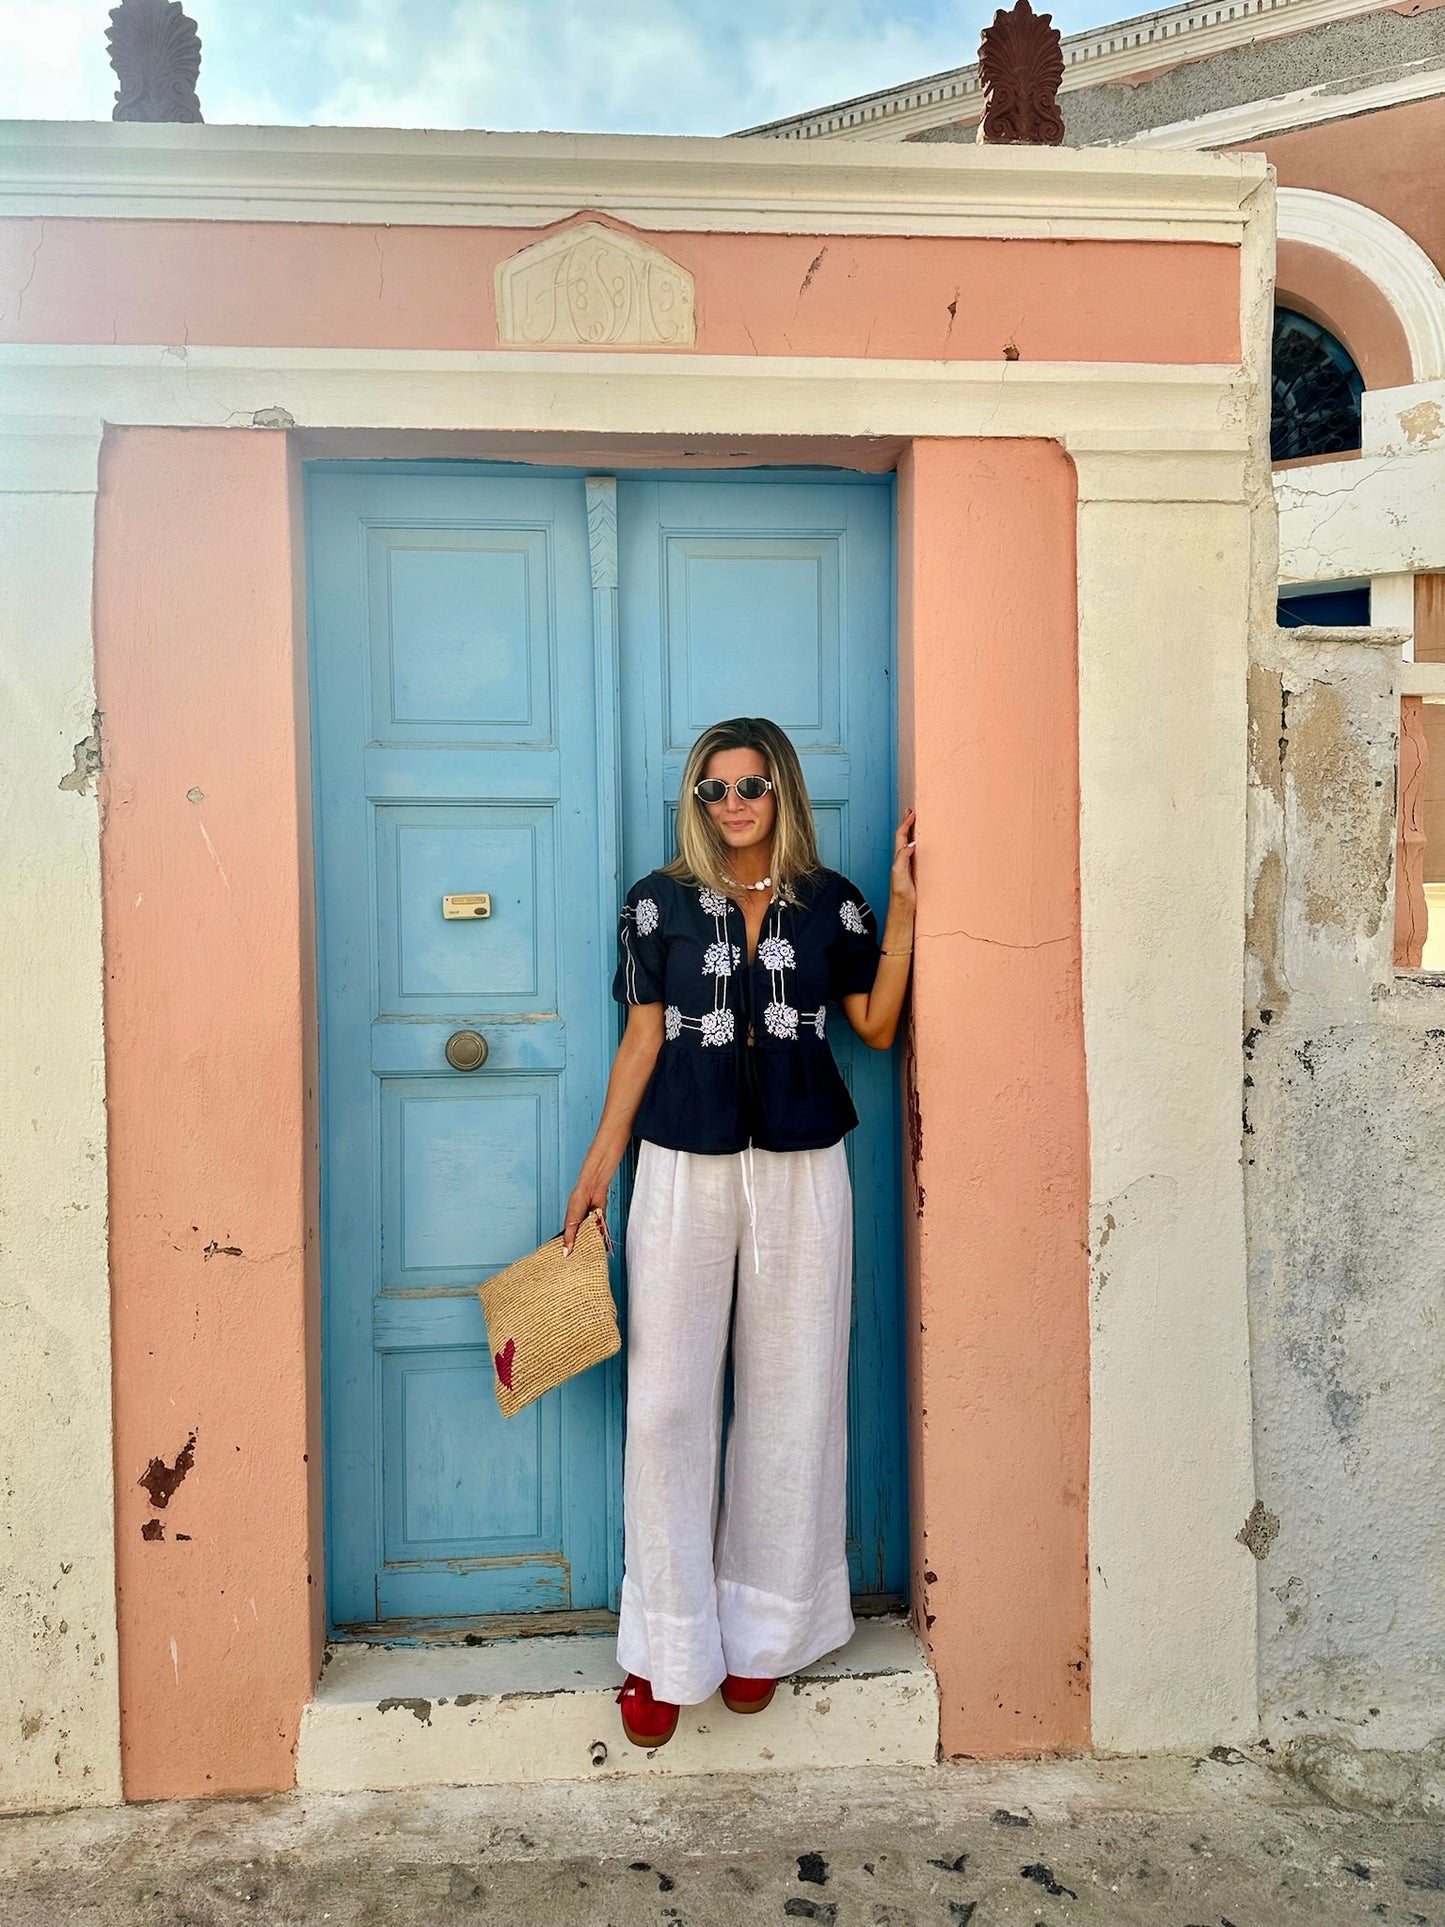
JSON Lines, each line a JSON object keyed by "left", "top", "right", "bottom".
{"left": 477, "top": 1209, "right": 620, "bottom": 1418}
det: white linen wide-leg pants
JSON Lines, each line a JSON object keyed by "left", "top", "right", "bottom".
{"left": 616, "top": 1136, "right": 856, "bottom": 1707}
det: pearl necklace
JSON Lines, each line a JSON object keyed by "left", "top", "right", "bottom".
{"left": 727, "top": 874, "right": 773, "bottom": 893}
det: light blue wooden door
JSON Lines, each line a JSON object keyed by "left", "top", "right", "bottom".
{"left": 312, "top": 463, "right": 905, "bottom": 1633}
{"left": 309, "top": 467, "right": 620, "bottom": 1629}
{"left": 617, "top": 474, "right": 906, "bottom": 1600}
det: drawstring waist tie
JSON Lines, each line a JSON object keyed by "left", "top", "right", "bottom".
{"left": 738, "top": 1140, "right": 762, "bottom": 1274}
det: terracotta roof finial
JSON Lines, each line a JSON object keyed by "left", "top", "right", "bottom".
{"left": 106, "top": 0, "right": 204, "bottom": 123}
{"left": 977, "top": 0, "right": 1065, "bottom": 146}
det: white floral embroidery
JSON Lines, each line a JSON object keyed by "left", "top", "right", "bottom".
{"left": 634, "top": 896, "right": 659, "bottom": 936}
{"left": 702, "top": 941, "right": 734, "bottom": 977}
{"left": 813, "top": 1007, "right": 826, "bottom": 1039}
{"left": 664, "top": 1005, "right": 683, "bottom": 1041}
{"left": 839, "top": 898, "right": 866, "bottom": 935}
{"left": 700, "top": 1007, "right": 735, "bottom": 1047}
{"left": 764, "top": 1000, "right": 799, "bottom": 1040}
{"left": 698, "top": 887, "right": 729, "bottom": 917}
{"left": 757, "top": 935, "right": 795, "bottom": 972}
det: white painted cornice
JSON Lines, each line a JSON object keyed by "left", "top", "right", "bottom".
{"left": 0, "top": 344, "right": 1250, "bottom": 460}
{"left": 1116, "top": 59, "right": 1445, "bottom": 149}
{"left": 738, "top": 0, "right": 1393, "bottom": 143}
{"left": 0, "top": 121, "right": 1265, "bottom": 243}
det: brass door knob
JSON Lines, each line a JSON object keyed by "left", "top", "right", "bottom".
{"left": 444, "top": 1030, "right": 489, "bottom": 1071}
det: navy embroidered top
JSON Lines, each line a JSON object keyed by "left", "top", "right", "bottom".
{"left": 611, "top": 867, "right": 882, "bottom": 1155}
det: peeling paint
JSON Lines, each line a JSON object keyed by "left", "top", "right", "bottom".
{"left": 904, "top": 1021, "right": 925, "bottom": 1217}
{"left": 57, "top": 709, "right": 103, "bottom": 794}
{"left": 1236, "top": 1499, "right": 1280, "bottom": 1561}
{"left": 138, "top": 1432, "right": 196, "bottom": 1509}
{"left": 797, "top": 247, "right": 827, "bottom": 296}
{"left": 1270, "top": 1574, "right": 1308, "bottom": 1631}
{"left": 1246, "top": 848, "right": 1287, "bottom": 1011}
{"left": 1289, "top": 682, "right": 1392, "bottom": 939}
{"left": 1248, "top": 664, "right": 1285, "bottom": 808}
{"left": 1398, "top": 399, "right": 1443, "bottom": 450}
{"left": 1090, "top": 1207, "right": 1116, "bottom": 1301}
{"left": 377, "top": 1696, "right": 433, "bottom": 1724}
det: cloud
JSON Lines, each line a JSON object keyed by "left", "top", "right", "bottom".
{"left": 0, "top": 1, "right": 117, "bottom": 119}
{"left": 289, "top": 0, "right": 978, "bottom": 136}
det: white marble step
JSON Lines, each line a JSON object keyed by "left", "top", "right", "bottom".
{"left": 297, "top": 1615, "right": 938, "bottom": 1792}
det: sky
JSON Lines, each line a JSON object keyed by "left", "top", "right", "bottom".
{"left": 2, "top": 0, "right": 1115, "bottom": 135}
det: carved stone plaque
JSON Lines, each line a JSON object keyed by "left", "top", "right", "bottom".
{"left": 496, "top": 222, "right": 696, "bottom": 349}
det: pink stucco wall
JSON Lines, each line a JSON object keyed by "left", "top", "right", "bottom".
{"left": 94, "top": 426, "right": 1091, "bottom": 1792}
{"left": 0, "top": 216, "right": 1241, "bottom": 364}
{"left": 96, "top": 428, "right": 323, "bottom": 1799}
{"left": 898, "top": 440, "right": 1091, "bottom": 1759}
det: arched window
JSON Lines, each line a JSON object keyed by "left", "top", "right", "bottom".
{"left": 1271, "top": 308, "right": 1364, "bottom": 463}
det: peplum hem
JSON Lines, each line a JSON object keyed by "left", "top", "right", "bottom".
{"left": 633, "top": 1037, "right": 859, "bottom": 1154}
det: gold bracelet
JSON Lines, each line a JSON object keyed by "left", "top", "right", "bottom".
{"left": 882, "top": 945, "right": 913, "bottom": 956}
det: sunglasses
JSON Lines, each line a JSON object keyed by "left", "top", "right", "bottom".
{"left": 693, "top": 775, "right": 774, "bottom": 805}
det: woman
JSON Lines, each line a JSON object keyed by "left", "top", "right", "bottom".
{"left": 563, "top": 716, "right": 916, "bottom": 1749}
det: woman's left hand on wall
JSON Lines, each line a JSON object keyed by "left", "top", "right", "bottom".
{"left": 890, "top": 808, "right": 917, "bottom": 913}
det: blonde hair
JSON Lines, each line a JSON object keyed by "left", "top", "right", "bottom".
{"left": 663, "top": 717, "right": 821, "bottom": 903}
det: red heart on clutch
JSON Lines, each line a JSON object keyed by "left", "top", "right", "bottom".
{"left": 494, "top": 1337, "right": 515, "bottom": 1390}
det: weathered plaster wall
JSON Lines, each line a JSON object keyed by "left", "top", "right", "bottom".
{"left": 1277, "top": 447, "right": 1445, "bottom": 584}
{"left": 0, "top": 422, "right": 122, "bottom": 1813}
{"left": 0, "top": 219, "right": 1242, "bottom": 367}
{"left": 1245, "top": 623, "right": 1445, "bottom": 1750}
{"left": 898, "top": 438, "right": 1091, "bottom": 1761}
{"left": 95, "top": 428, "right": 321, "bottom": 1799}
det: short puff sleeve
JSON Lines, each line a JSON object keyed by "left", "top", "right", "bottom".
{"left": 612, "top": 878, "right": 666, "bottom": 1007}
{"left": 828, "top": 881, "right": 881, "bottom": 1001}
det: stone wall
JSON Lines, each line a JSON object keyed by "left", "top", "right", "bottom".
{"left": 1245, "top": 622, "right": 1445, "bottom": 1751}
{"left": 899, "top": 5, "right": 1445, "bottom": 145}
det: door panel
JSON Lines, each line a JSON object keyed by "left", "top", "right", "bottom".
{"left": 664, "top": 537, "right": 841, "bottom": 746}
{"left": 371, "top": 524, "right": 554, "bottom": 741}
{"left": 310, "top": 469, "right": 617, "bottom": 1629}
{"left": 618, "top": 474, "right": 907, "bottom": 1600}
{"left": 376, "top": 804, "right": 558, "bottom": 1009}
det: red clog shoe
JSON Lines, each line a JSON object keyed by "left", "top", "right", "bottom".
{"left": 721, "top": 1673, "right": 776, "bottom": 1714}
{"left": 617, "top": 1673, "right": 679, "bottom": 1748}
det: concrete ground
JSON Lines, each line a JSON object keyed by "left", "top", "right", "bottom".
{"left": 3, "top": 1750, "right": 1443, "bottom": 1927}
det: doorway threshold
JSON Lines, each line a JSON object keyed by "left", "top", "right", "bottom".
{"left": 296, "top": 1616, "right": 937, "bottom": 1792}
